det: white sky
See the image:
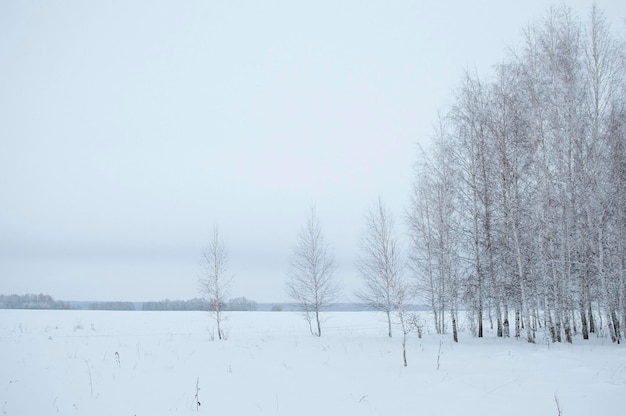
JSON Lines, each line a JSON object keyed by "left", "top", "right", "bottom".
{"left": 1, "top": 1, "right": 624, "bottom": 302}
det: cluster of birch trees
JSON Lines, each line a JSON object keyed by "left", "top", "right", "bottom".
{"left": 199, "top": 6, "right": 624, "bottom": 350}
{"left": 408, "top": 6, "right": 625, "bottom": 344}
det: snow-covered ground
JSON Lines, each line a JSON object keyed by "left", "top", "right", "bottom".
{"left": 1, "top": 310, "right": 624, "bottom": 415}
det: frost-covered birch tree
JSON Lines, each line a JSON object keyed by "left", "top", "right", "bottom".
{"left": 286, "top": 207, "right": 340, "bottom": 337}
{"left": 408, "top": 118, "right": 462, "bottom": 342}
{"left": 356, "top": 198, "right": 404, "bottom": 337}
{"left": 198, "top": 226, "right": 232, "bottom": 340}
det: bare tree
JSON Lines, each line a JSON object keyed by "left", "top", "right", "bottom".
{"left": 408, "top": 156, "right": 445, "bottom": 334}
{"left": 198, "top": 226, "right": 231, "bottom": 340}
{"left": 449, "top": 73, "right": 500, "bottom": 341}
{"left": 392, "top": 274, "right": 413, "bottom": 367}
{"left": 582, "top": 5, "right": 624, "bottom": 344}
{"left": 408, "top": 117, "right": 463, "bottom": 342}
{"left": 356, "top": 197, "right": 404, "bottom": 337}
{"left": 286, "top": 207, "right": 340, "bottom": 337}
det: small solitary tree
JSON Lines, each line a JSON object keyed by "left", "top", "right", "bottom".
{"left": 392, "top": 275, "right": 412, "bottom": 367}
{"left": 198, "top": 226, "right": 231, "bottom": 340}
{"left": 356, "top": 198, "right": 404, "bottom": 337}
{"left": 286, "top": 207, "right": 340, "bottom": 337}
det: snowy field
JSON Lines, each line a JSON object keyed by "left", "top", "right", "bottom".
{"left": 1, "top": 310, "right": 624, "bottom": 415}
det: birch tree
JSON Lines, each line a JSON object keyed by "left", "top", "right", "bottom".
{"left": 356, "top": 198, "right": 404, "bottom": 337}
{"left": 582, "top": 5, "right": 624, "bottom": 343}
{"left": 198, "top": 226, "right": 231, "bottom": 340}
{"left": 487, "top": 62, "right": 537, "bottom": 342}
{"left": 392, "top": 272, "right": 413, "bottom": 366}
{"left": 408, "top": 117, "right": 462, "bottom": 342}
{"left": 450, "top": 73, "right": 500, "bottom": 339}
{"left": 286, "top": 207, "right": 340, "bottom": 337}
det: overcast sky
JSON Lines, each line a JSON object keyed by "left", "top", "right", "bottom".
{"left": 1, "top": 1, "right": 624, "bottom": 303}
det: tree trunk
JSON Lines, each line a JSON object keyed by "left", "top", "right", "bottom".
{"left": 452, "top": 311, "right": 458, "bottom": 343}
{"left": 607, "top": 310, "right": 622, "bottom": 344}
{"left": 588, "top": 303, "right": 596, "bottom": 333}
{"left": 580, "top": 304, "right": 589, "bottom": 340}
{"left": 402, "top": 333, "right": 407, "bottom": 367}
{"left": 315, "top": 309, "right": 322, "bottom": 337}
{"left": 216, "top": 309, "right": 223, "bottom": 340}
{"left": 520, "top": 278, "right": 534, "bottom": 343}
{"left": 564, "top": 313, "right": 572, "bottom": 344}
{"left": 478, "top": 297, "right": 483, "bottom": 338}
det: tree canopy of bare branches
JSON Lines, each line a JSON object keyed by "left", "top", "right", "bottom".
{"left": 286, "top": 207, "right": 340, "bottom": 337}
{"left": 198, "top": 226, "right": 232, "bottom": 340}
{"left": 357, "top": 198, "right": 405, "bottom": 337}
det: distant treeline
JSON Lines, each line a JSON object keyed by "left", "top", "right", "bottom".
{"left": 141, "top": 298, "right": 207, "bottom": 311}
{"left": 0, "top": 294, "right": 259, "bottom": 311}
{"left": 142, "top": 297, "right": 258, "bottom": 311}
{"left": 0, "top": 294, "right": 70, "bottom": 310}
{"left": 0, "top": 294, "right": 426, "bottom": 312}
{"left": 88, "top": 301, "right": 137, "bottom": 311}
